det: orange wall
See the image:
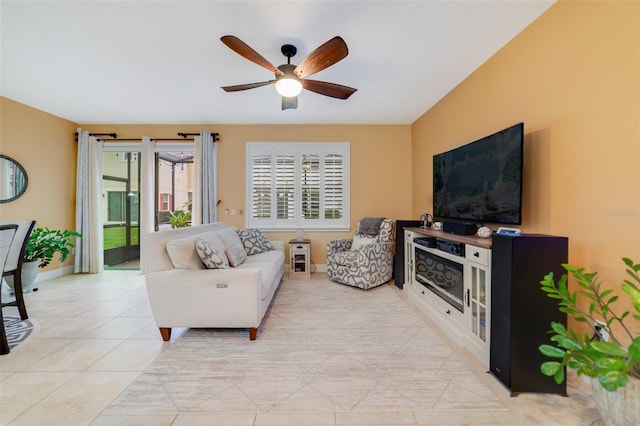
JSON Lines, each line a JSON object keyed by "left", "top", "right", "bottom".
{"left": 0, "top": 97, "right": 79, "bottom": 272}
{"left": 1, "top": 103, "right": 412, "bottom": 269}
{"left": 80, "top": 123, "right": 413, "bottom": 265}
{"left": 412, "top": 1, "right": 639, "bottom": 328}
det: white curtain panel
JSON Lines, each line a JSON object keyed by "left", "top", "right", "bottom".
{"left": 74, "top": 129, "right": 104, "bottom": 273}
{"left": 140, "top": 137, "right": 155, "bottom": 234}
{"left": 138, "top": 137, "right": 155, "bottom": 272}
{"left": 193, "top": 131, "right": 217, "bottom": 225}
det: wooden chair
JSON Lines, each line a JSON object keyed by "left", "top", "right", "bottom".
{"left": 1, "top": 220, "right": 36, "bottom": 320}
{"left": 0, "top": 224, "right": 19, "bottom": 355}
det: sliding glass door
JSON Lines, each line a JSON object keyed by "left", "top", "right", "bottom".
{"left": 102, "top": 151, "right": 140, "bottom": 268}
{"left": 100, "top": 143, "right": 194, "bottom": 268}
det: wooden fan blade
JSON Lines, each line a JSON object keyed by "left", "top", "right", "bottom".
{"left": 221, "top": 35, "right": 284, "bottom": 76}
{"left": 221, "top": 81, "right": 275, "bottom": 92}
{"left": 282, "top": 96, "right": 298, "bottom": 110}
{"left": 294, "top": 36, "right": 348, "bottom": 79}
{"left": 302, "top": 79, "right": 357, "bottom": 99}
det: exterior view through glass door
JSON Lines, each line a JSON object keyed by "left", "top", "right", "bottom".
{"left": 101, "top": 145, "right": 194, "bottom": 269}
{"left": 103, "top": 151, "right": 140, "bottom": 269}
{"left": 156, "top": 151, "right": 194, "bottom": 231}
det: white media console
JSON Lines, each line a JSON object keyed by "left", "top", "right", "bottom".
{"left": 404, "top": 227, "right": 492, "bottom": 367}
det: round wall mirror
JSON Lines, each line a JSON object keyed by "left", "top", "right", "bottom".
{"left": 0, "top": 154, "right": 29, "bottom": 203}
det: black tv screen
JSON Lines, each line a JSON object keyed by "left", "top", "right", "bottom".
{"left": 433, "top": 123, "right": 524, "bottom": 225}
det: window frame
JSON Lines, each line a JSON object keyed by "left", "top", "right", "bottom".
{"left": 245, "top": 142, "right": 350, "bottom": 231}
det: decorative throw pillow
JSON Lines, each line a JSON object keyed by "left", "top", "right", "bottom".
{"left": 195, "top": 238, "right": 229, "bottom": 269}
{"left": 225, "top": 244, "right": 247, "bottom": 267}
{"left": 351, "top": 234, "right": 377, "bottom": 251}
{"left": 238, "top": 228, "right": 273, "bottom": 256}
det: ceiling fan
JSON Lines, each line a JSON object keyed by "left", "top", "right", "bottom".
{"left": 220, "top": 35, "right": 357, "bottom": 110}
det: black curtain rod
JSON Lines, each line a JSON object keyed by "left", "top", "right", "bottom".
{"left": 95, "top": 138, "right": 196, "bottom": 142}
{"left": 74, "top": 131, "right": 118, "bottom": 141}
{"left": 77, "top": 131, "right": 219, "bottom": 142}
{"left": 96, "top": 138, "right": 142, "bottom": 142}
{"left": 178, "top": 132, "right": 220, "bottom": 141}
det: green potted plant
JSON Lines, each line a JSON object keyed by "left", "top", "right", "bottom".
{"left": 24, "top": 227, "right": 81, "bottom": 268}
{"left": 16, "top": 227, "right": 81, "bottom": 291}
{"left": 538, "top": 258, "right": 640, "bottom": 426}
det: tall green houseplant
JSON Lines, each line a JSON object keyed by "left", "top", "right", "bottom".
{"left": 24, "top": 227, "right": 82, "bottom": 268}
{"left": 538, "top": 258, "right": 640, "bottom": 391}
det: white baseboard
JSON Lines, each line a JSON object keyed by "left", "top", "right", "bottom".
{"left": 1, "top": 265, "right": 74, "bottom": 297}
{"left": 35, "top": 265, "right": 75, "bottom": 283}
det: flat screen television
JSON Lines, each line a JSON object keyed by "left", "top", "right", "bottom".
{"left": 433, "top": 122, "right": 524, "bottom": 226}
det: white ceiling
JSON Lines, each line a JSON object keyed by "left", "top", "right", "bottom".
{"left": 1, "top": 0, "right": 554, "bottom": 125}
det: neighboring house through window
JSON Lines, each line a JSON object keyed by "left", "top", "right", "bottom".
{"left": 160, "top": 193, "right": 171, "bottom": 211}
{"left": 246, "top": 142, "right": 350, "bottom": 230}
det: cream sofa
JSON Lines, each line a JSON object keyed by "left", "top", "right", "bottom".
{"left": 141, "top": 222, "right": 284, "bottom": 341}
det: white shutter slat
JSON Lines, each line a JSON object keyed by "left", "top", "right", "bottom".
{"left": 324, "top": 153, "right": 343, "bottom": 219}
{"left": 252, "top": 153, "right": 271, "bottom": 219}
{"left": 301, "top": 154, "right": 320, "bottom": 220}
{"left": 276, "top": 154, "right": 295, "bottom": 220}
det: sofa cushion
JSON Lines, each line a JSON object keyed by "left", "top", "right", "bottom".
{"left": 166, "top": 236, "right": 206, "bottom": 269}
{"left": 195, "top": 238, "right": 230, "bottom": 269}
{"left": 244, "top": 249, "right": 284, "bottom": 265}
{"left": 238, "top": 228, "right": 273, "bottom": 256}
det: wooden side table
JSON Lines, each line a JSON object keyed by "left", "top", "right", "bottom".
{"left": 289, "top": 239, "right": 311, "bottom": 279}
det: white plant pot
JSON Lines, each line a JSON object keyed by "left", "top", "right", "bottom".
{"left": 591, "top": 376, "right": 640, "bottom": 426}
{"left": 4, "top": 260, "right": 39, "bottom": 293}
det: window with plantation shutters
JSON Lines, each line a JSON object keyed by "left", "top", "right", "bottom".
{"left": 246, "top": 142, "right": 349, "bottom": 230}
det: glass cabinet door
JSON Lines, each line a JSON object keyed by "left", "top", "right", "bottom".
{"left": 469, "top": 263, "right": 489, "bottom": 345}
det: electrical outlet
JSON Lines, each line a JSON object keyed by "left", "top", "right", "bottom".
{"left": 594, "top": 320, "right": 609, "bottom": 341}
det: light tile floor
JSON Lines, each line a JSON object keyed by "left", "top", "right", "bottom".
{"left": 0, "top": 271, "right": 603, "bottom": 426}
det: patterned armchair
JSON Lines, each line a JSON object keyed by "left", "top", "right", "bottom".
{"left": 326, "top": 218, "right": 395, "bottom": 290}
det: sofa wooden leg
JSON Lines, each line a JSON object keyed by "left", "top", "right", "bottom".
{"left": 159, "top": 327, "right": 171, "bottom": 341}
{"left": 249, "top": 327, "right": 257, "bottom": 340}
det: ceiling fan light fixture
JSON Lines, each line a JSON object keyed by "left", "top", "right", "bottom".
{"left": 275, "top": 77, "right": 302, "bottom": 97}
{"left": 220, "top": 36, "right": 356, "bottom": 107}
